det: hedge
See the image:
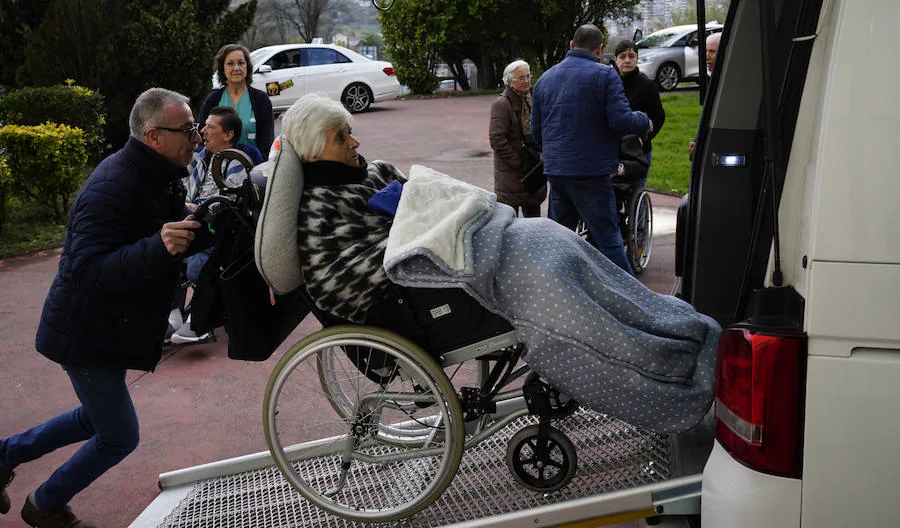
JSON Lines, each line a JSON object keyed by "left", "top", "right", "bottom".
{"left": 0, "top": 123, "right": 87, "bottom": 223}
{"left": 0, "top": 82, "right": 106, "bottom": 163}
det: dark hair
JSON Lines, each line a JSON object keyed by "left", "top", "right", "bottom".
{"left": 208, "top": 106, "right": 242, "bottom": 146}
{"left": 214, "top": 44, "right": 253, "bottom": 87}
{"left": 572, "top": 24, "right": 604, "bottom": 51}
{"left": 614, "top": 40, "right": 638, "bottom": 58}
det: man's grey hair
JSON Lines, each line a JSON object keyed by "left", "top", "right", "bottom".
{"left": 502, "top": 60, "right": 530, "bottom": 85}
{"left": 572, "top": 24, "right": 604, "bottom": 52}
{"left": 707, "top": 32, "right": 722, "bottom": 46}
{"left": 281, "top": 93, "right": 353, "bottom": 161}
{"left": 129, "top": 88, "right": 191, "bottom": 138}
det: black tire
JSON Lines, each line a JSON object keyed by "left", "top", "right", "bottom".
{"left": 506, "top": 424, "right": 577, "bottom": 492}
{"left": 627, "top": 191, "right": 653, "bottom": 275}
{"left": 341, "top": 82, "right": 373, "bottom": 113}
{"left": 656, "top": 62, "right": 681, "bottom": 91}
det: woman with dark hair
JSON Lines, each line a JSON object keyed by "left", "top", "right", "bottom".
{"left": 199, "top": 44, "right": 275, "bottom": 158}
{"left": 613, "top": 40, "right": 665, "bottom": 174}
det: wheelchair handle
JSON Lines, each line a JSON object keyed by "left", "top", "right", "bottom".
{"left": 211, "top": 148, "right": 256, "bottom": 194}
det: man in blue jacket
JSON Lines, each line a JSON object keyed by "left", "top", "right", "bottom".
{"left": 0, "top": 88, "right": 205, "bottom": 528}
{"left": 532, "top": 23, "right": 653, "bottom": 274}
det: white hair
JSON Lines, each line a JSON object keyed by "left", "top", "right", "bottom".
{"left": 129, "top": 88, "right": 190, "bottom": 138}
{"left": 281, "top": 93, "right": 353, "bottom": 161}
{"left": 502, "top": 60, "right": 530, "bottom": 85}
{"left": 707, "top": 32, "right": 722, "bottom": 46}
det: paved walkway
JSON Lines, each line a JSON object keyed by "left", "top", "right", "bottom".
{"left": 0, "top": 95, "right": 680, "bottom": 527}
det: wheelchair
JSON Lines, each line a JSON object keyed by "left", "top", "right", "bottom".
{"left": 251, "top": 139, "right": 581, "bottom": 523}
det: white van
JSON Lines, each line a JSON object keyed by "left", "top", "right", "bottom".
{"left": 678, "top": 0, "right": 900, "bottom": 525}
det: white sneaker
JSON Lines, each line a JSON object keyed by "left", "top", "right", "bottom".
{"left": 170, "top": 316, "right": 210, "bottom": 344}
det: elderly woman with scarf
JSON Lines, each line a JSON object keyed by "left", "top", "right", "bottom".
{"left": 489, "top": 60, "right": 546, "bottom": 217}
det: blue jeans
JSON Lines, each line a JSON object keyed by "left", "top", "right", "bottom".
{"left": 186, "top": 247, "right": 212, "bottom": 284}
{"left": 0, "top": 365, "right": 139, "bottom": 508}
{"left": 547, "top": 175, "right": 634, "bottom": 275}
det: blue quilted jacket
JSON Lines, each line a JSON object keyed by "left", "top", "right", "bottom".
{"left": 532, "top": 49, "right": 650, "bottom": 177}
{"left": 35, "top": 138, "right": 197, "bottom": 371}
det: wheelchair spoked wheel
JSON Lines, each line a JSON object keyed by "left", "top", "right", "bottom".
{"left": 316, "top": 335, "right": 451, "bottom": 448}
{"left": 627, "top": 190, "right": 653, "bottom": 274}
{"left": 264, "top": 326, "right": 465, "bottom": 522}
{"left": 506, "top": 424, "right": 578, "bottom": 492}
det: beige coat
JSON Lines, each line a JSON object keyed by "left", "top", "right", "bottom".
{"left": 489, "top": 87, "right": 547, "bottom": 211}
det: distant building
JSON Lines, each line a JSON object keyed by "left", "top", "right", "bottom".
{"left": 608, "top": 0, "right": 691, "bottom": 38}
{"left": 637, "top": 0, "right": 691, "bottom": 27}
{"left": 332, "top": 33, "right": 350, "bottom": 46}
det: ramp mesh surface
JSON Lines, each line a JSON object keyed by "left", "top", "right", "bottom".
{"left": 156, "top": 409, "right": 671, "bottom": 527}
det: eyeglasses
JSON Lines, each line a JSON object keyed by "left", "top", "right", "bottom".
{"left": 154, "top": 124, "right": 201, "bottom": 140}
{"left": 515, "top": 74, "right": 532, "bottom": 82}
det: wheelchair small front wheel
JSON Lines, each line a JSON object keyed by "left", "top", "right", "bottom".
{"left": 506, "top": 424, "right": 577, "bottom": 492}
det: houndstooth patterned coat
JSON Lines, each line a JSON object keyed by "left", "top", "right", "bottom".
{"left": 298, "top": 160, "right": 405, "bottom": 323}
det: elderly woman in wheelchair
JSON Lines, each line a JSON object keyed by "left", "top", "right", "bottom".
{"left": 252, "top": 93, "right": 720, "bottom": 522}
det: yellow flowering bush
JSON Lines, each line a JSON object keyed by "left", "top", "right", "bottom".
{"left": 0, "top": 123, "right": 87, "bottom": 222}
{"left": 0, "top": 156, "right": 11, "bottom": 231}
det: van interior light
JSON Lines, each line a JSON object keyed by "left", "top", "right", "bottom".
{"left": 715, "top": 154, "right": 748, "bottom": 167}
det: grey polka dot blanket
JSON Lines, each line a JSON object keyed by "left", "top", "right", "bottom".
{"left": 384, "top": 166, "right": 721, "bottom": 433}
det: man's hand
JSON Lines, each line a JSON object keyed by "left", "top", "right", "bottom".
{"left": 161, "top": 215, "right": 201, "bottom": 256}
{"left": 688, "top": 141, "right": 697, "bottom": 161}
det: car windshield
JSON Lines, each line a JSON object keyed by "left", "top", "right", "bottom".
{"left": 636, "top": 29, "right": 686, "bottom": 49}
{"left": 250, "top": 49, "right": 269, "bottom": 67}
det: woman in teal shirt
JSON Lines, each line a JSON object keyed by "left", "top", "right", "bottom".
{"left": 199, "top": 44, "right": 275, "bottom": 158}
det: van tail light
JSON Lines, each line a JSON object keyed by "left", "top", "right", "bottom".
{"left": 383, "top": 67, "right": 396, "bottom": 76}
{"left": 715, "top": 327, "right": 806, "bottom": 477}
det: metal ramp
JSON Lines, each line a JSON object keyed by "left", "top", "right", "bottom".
{"left": 133, "top": 408, "right": 700, "bottom": 528}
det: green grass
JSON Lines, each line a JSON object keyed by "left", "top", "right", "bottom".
{"left": 0, "top": 198, "right": 68, "bottom": 259}
{"left": 647, "top": 91, "right": 702, "bottom": 195}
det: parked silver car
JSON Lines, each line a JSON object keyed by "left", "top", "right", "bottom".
{"left": 635, "top": 23, "right": 724, "bottom": 91}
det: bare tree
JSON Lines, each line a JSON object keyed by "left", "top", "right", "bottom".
{"left": 288, "top": 0, "right": 331, "bottom": 42}
{"left": 244, "top": 0, "right": 294, "bottom": 48}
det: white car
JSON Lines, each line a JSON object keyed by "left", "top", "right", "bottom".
{"left": 635, "top": 23, "right": 723, "bottom": 90}
{"left": 244, "top": 44, "right": 400, "bottom": 113}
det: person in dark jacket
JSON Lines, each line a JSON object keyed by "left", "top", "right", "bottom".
{"left": 613, "top": 39, "right": 665, "bottom": 175}
{"left": 199, "top": 44, "right": 275, "bottom": 159}
{"left": 489, "top": 59, "right": 546, "bottom": 217}
{"left": 0, "top": 88, "right": 206, "bottom": 528}
{"left": 532, "top": 24, "right": 652, "bottom": 274}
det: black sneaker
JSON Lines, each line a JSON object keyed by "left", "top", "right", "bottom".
{"left": 21, "top": 493, "right": 97, "bottom": 528}
{"left": 0, "top": 466, "right": 12, "bottom": 514}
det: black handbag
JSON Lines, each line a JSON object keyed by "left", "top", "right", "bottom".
{"left": 520, "top": 138, "right": 546, "bottom": 194}
{"left": 191, "top": 205, "right": 310, "bottom": 361}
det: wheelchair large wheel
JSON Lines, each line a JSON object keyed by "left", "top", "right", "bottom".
{"left": 264, "top": 326, "right": 465, "bottom": 522}
{"left": 316, "top": 335, "right": 451, "bottom": 447}
{"left": 627, "top": 190, "right": 653, "bottom": 274}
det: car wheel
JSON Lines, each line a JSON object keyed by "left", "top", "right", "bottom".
{"left": 341, "top": 82, "right": 372, "bottom": 113}
{"left": 656, "top": 62, "right": 681, "bottom": 91}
